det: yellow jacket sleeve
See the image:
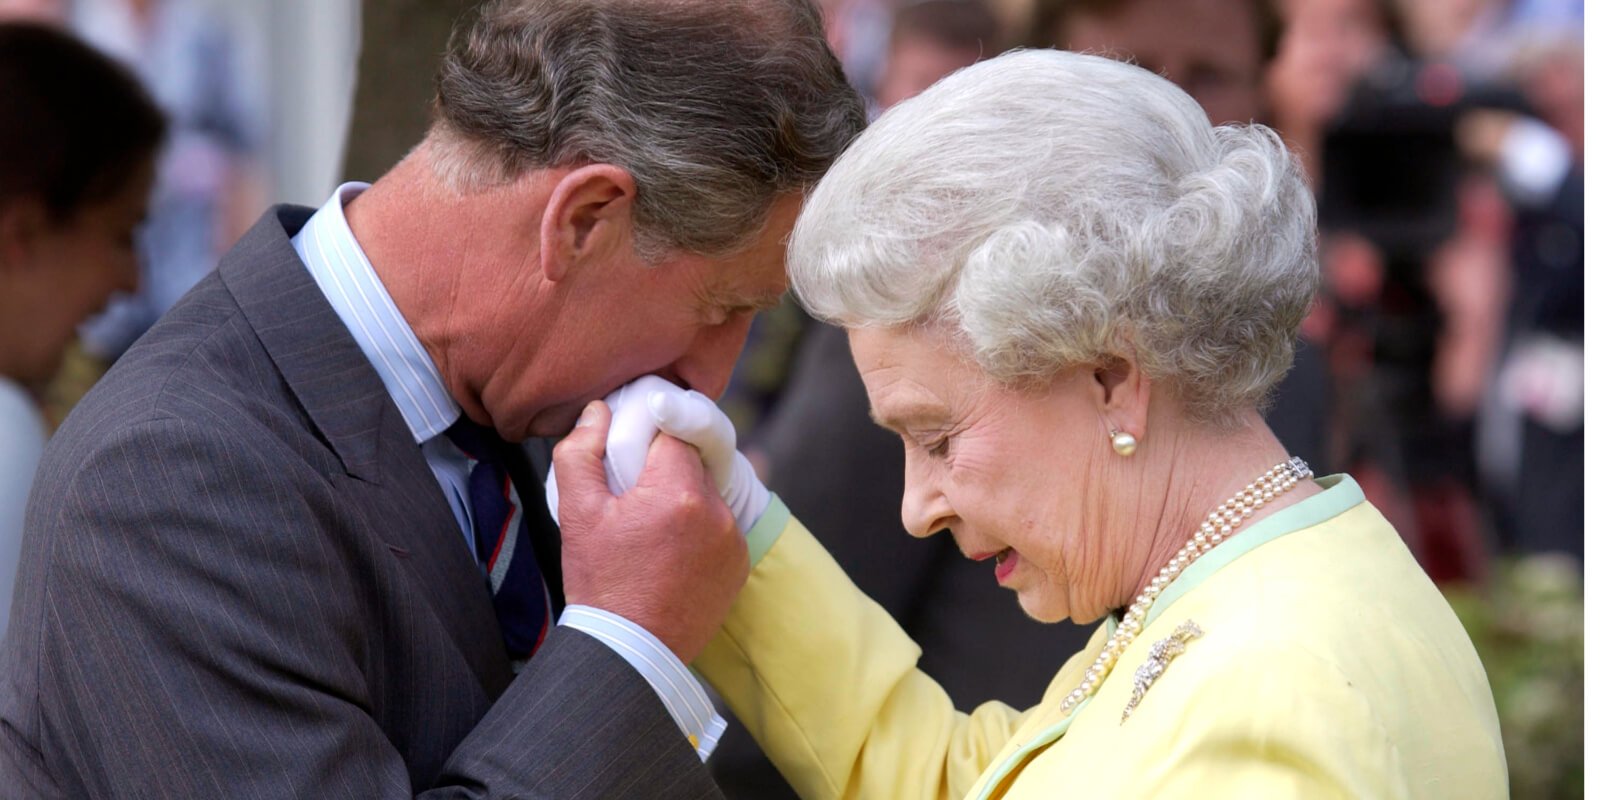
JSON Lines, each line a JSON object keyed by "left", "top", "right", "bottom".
{"left": 695, "top": 511, "right": 1030, "bottom": 800}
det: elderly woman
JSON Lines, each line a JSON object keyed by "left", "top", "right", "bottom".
{"left": 561, "top": 49, "right": 1507, "bottom": 797}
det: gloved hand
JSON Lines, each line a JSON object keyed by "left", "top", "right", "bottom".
{"left": 546, "top": 375, "right": 771, "bottom": 533}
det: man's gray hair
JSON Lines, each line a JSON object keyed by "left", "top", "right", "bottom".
{"left": 429, "top": 0, "right": 866, "bottom": 257}
{"left": 788, "top": 49, "right": 1318, "bottom": 424}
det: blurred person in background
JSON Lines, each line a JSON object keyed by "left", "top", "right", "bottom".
{"left": 1272, "top": 0, "right": 1582, "bottom": 573}
{"left": 1262, "top": 0, "right": 1423, "bottom": 551}
{"left": 66, "top": 0, "right": 264, "bottom": 366}
{"left": 871, "top": 0, "right": 997, "bottom": 110}
{"left": 820, "top": 0, "right": 894, "bottom": 95}
{"left": 1458, "top": 13, "right": 1582, "bottom": 560}
{"left": 1264, "top": 0, "right": 1394, "bottom": 184}
{"left": 1386, "top": 8, "right": 1581, "bottom": 794}
{"left": 0, "top": 21, "right": 162, "bottom": 645}
{"left": 1033, "top": 0, "right": 1277, "bottom": 126}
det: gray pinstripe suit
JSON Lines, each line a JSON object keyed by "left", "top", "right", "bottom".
{"left": 0, "top": 207, "right": 724, "bottom": 799}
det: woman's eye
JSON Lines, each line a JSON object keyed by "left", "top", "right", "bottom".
{"left": 926, "top": 437, "right": 950, "bottom": 458}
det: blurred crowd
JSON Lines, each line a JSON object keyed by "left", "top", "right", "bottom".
{"left": 0, "top": 0, "right": 1584, "bottom": 796}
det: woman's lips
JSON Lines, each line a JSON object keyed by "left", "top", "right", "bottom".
{"left": 966, "top": 548, "right": 1018, "bottom": 584}
{"left": 994, "top": 548, "right": 1018, "bottom": 584}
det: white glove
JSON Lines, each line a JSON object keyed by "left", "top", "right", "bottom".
{"left": 545, "top": 375, "right": 771, "bottom": 533}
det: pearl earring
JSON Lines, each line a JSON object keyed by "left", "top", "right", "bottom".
{"left": 1110, "top": 429, "right": 1137, "bottom": 457}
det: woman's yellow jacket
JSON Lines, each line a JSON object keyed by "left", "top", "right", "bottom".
{"left": 695, "top": 476, "right": 1508, "bottom": 798}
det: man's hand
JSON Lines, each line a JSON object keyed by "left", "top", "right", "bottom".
{"left": 552, "top": 401, "right": 749, "bottom": 663}
{"left": 644, "top": 385, "right": 770, "bottom": 533}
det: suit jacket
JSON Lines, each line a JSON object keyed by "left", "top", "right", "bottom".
{"left": 0, "top": 207, "right": 723, "bottom": 799}
{"left": 695, "top": 476, "right": 1507, "bottom": 799}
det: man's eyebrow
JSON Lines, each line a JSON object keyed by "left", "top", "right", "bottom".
{"left": 716, "top": 286, "right": 786, "bottom": 313}
{"left": 744, "top": 290, "right": 785, "bottom": 312}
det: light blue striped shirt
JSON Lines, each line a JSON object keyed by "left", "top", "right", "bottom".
{"left": 293, "top": 183, "right": 725, "bottom": 761}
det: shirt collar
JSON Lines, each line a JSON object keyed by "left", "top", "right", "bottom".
{"left": 291, "top": 182, "right": 461, "bottom": 444}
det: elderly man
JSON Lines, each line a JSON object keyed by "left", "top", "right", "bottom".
{"left": 0, "top": 1, "right": 862, "bottom": 797}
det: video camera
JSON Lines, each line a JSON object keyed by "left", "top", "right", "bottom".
{"left": 1318, "top": 55, "right": 1532, "bottom": 469}
{"left": 1319, "top": 54, "right": 1531, "bottom": 265}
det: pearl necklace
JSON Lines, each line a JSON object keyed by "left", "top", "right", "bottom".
{"left": 1059, "top": 457, "right": 1313, "bottom": 716}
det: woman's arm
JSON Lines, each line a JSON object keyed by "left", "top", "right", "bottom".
{"left": 695, "top": 505, "right": 1031, "bottom": 800}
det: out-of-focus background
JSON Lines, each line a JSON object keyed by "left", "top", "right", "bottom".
{"left": 0, "top": 0, "right": 1583, "bottom": 797}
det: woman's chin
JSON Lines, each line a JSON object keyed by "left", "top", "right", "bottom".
{"left": 1014, "top": 587, "right": 1073, "bottom": 624}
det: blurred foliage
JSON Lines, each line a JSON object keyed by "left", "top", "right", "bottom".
{"left": 1445, "top": 555, "right": 1583, "bottom": 799}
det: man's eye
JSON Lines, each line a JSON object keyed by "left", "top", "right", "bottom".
{"left": 926, "top": 437, "right": 950, "bottom": 458}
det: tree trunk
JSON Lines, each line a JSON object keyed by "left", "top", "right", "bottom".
{"left": 341, "top": 0, "right": 480, "bottom": 181}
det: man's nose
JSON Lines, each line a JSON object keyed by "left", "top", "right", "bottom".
{"left": 671, "top": 314, "right": 756, "bottom": 401}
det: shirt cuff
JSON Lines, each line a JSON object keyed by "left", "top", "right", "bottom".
{"left": 746, "top": 493, "right": 791, "bottom": 567}
{"left": 557, "top": 605, "right": 727, "bottom": 761}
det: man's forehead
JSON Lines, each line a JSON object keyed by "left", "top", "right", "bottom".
{"left": 709, "top": 193, "right": 802, "bottom": 292}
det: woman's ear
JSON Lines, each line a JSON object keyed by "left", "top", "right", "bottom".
{"left": 537, "top": 164, "right": 638, "bottom": 283}
{"left": 0, "top": 197, "right": 47, "bottom": 274}
{"left": 1093, "top": 348, "right": 1152, "bottom": 443}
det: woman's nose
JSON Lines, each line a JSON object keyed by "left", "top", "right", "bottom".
{"left": 900, "top": 457, "right": 953, "bottom": 538}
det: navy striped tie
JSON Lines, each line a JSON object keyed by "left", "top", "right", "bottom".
{"left": 445, "top": 419, "right": 552, "bottom": 666}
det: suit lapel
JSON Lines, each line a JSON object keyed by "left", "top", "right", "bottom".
{"left": 369, "top": 433, "right": 515, "bottom": 697}
{"left": 219, "top": 207, "right": 512, "bottom": 696}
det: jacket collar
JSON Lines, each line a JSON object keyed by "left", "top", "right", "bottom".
{"left": 219, "top": 206, "right": 392, "bottom": 483}
{"left": 219, "top": 206, "right": 516, "bottom": 693}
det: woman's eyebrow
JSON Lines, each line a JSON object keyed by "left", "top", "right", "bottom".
{"left": 868, "top": 400, "right": 948, "bottom": 434}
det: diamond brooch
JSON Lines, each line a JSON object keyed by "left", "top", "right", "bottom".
{"left": 1122, "top": 619, "right": 1205, "bottom": 723}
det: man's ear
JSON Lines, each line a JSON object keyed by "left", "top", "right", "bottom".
{"left": 0, "top": 197, "right": 47, "bottom": 274}
{"left": 1092, "top": 346, "right": 1152, "bottom": 443}
{"left": 538, "top": 164, "right": 638, "bottom": 283}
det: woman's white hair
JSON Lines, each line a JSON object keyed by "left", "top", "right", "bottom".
{"left": 787, "top": 49, "right": 1318, "bottom": 424}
